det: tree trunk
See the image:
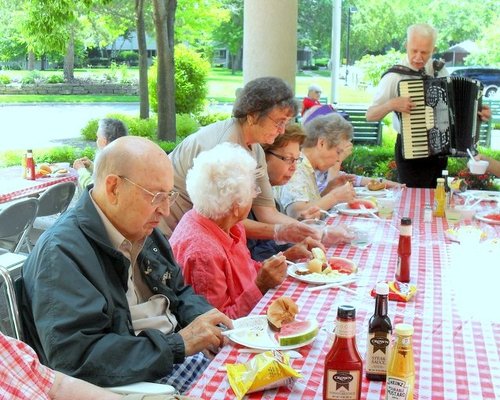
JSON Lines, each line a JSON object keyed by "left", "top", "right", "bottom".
{"left": 27, "top": 51, "right": 35, "bottom": 71}
{"left": 63, "top": 29, "right": 75, "bottom": 81}
{"left": 153, "top": 0, "right": 177, "bottom": 142}
{"left": 135, "top": 0, "right": 149, "bottom": 119}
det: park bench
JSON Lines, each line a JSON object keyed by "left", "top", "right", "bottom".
{"left": 477, "top": 99, "right": 499, "bottom": 148}
{"left": 338, "top": 106, "right": 382, "bottom": 146}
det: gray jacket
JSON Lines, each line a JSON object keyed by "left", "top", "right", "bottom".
{"left": 21, "top": 188, "right": 213, "bottom": 386}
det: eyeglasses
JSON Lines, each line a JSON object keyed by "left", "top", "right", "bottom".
{"left": 266, "top": 150, "right": 302, "bottom": 165}
{"left": 119, "top": 176, "right": 178, "bottom": 206}
{"left": 266, "top": 115, "right": 291, "bottom": 130}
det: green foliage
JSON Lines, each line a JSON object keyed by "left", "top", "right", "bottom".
{"left": 314, "top": 58, "right": 329, "bottom": 67}
{"left": 195, "top": 111, "right": 231, "bottom": 127}
{"left": 357, "top": 50, "right": 404, "bottom": 87}
{"left": 0, "top": 74, "right": 11, "bottom": 84}
{"left": 20, "top": 70, "right": 43, "bottom": 84}
{"left": 176, "top": 113, "right": 200, "bottom": 140}
{"left": 157, "top": 140, "right": 181, "bottom": 154}
{"left": 46, "top": 74, "right": 64, "bottom": 83}
{"left": 343, "top": 145, "right": 394, "bottom": 177}
{"left": 148, "top": 44, "right": 210, "bottom": 115}
{"left": 115, "top": 50, "right": 139, "bottom": 65}
{"left": 81, "top": 118, "right": 99, "bottom": 140}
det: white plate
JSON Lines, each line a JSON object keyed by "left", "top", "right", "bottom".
{"left": 49, "top": 172, "right": 70, "bottom": 177}
{"left": 461, "top": 190, "right": 500, "bottom": 202}
{"left": 287, "top": 261, "right": 356, "bottom": 285}
{"left": 354, "top": 187, "right": 389, "bottom": 198}
{"left": 475, "top": 211, "right": 500, "bottom": 225}
{"left": 226, "top": 315, "right": 317, "bottom": 350}
{"left": 336, "top": 202, "right": 379, "bottom": 216}
{"left": 445, "top": 227, "right": 489, "bottom": 242}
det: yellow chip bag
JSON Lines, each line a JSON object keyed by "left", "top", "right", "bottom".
{"left": 226, "top": 350, "right": 301, "bottom": 399}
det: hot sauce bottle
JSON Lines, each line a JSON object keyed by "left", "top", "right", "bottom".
{"left": 366, "top": 282, "right": 392, "bottom": 381}
{"left": 323, "top": 305, "right": 363, "bottom": 400}
{"left": 396, "top": 217, "right": 412, "bottom": 283}
{"left": 385, "top": 323, "right": 415, "bottom": 400}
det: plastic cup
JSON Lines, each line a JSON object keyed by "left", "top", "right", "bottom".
{"left": 350, "top": 225, "right": 371, "bottom": 248}
{"left": 445, "top": 207, "right": 461, "bottom": 225}
{"left": 301, "top": 218, "right": 326, "bottom": 234}
{"left": 377, "top": 197, "right": 396, "bottom": 219}
{"left": 467, "top": 159, "right": 489, "bottom": 175}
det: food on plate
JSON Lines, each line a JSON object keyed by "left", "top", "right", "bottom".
{"left": 482, "top": 213, "right": 500, "bottom": 222}
{"left": 226, "top": 350, "right": 301, "bottom": 400}
{"left": 328, "top": 257, "right": 357, "bottom": 274}
{"left": 306, "top": 247, "right": 327, "bottom": 273}
{"left": 348, "top": 199, "right": 377, "bottom": 209}
{"left": 445, "top": 226, "right": 487, "bottom": 242}
{"left": 311, "top": 247, "right": 327, "bottom": 263}
{"left": 56, "top": 168, "right": 69, "bottom": 174}
{"left": 266, "top": 297, "right": 298, "bottom": 331}
{"left": 367, "top": 179, "right": 386, "bottom": 191}
{"left": 275, "top": 319, "right": 319, "bottom": 346}
{"left": 38, "top": 164, "right": 52, "bottom": 175}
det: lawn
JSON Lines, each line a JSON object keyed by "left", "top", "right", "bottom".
{"left": 0, "top": 67, "right": 373, "bottom": 105}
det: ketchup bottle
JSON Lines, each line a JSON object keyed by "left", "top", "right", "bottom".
{"left": 26, "top": 149, "right": 36, "bottom": 180}
{"left": 323, "top": 305, "right": 363, "bottom": 400}
{"left": 396, "top": 217, "right": 412, "bottom": 283}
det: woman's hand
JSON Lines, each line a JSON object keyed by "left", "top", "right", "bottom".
{"left": 256, "top": 253, "right": 287, "bottom": 293}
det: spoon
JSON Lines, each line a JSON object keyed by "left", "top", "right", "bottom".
{"left": 319, "top": 209, "right": 337, "bottom": 218}
{"left": 466, "top": 148, "right": 476, "bottom": 163}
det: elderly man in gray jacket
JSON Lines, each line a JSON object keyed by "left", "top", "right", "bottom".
{"left": 21, "top": 136, "right": 232, "bottom": 394}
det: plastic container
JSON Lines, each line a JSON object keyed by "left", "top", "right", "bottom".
{"left": 467, "top": 159, "right": 489, "bottom": 175}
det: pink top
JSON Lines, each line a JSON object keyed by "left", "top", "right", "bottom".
{"left": 170, "top": 210, "right": 263, "bottom": 319}
{"left": 0, "top": 333, "right": 55, "bottom": 400}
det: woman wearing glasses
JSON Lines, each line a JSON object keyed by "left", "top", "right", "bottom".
{"left": 278, "top": 113, "right": 357, "bottom": 219}
{"left": 164, "top": 76, "right": 320, "bottom": 247}
{"left": 170, "top": 143, "right": 288, "bottom": 319}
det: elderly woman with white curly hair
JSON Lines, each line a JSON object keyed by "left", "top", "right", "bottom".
{"left": 169, "top": 143, "right": 288, "bottom": 319}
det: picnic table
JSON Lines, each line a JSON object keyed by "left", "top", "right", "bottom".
{"left": 187, "top": 188, "right": 500, "bottom": 399}
{"left": 0, "top": 166, "right": 77, "bottom": 205}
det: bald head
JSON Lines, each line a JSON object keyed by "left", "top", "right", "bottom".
{"left": 94, "top": 136, "right": 171, "bottom": 187}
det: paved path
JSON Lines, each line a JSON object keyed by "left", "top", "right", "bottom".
{"left": 0, "top": 103, "right": 140, "bottom": 152}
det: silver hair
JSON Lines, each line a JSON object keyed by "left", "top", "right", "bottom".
{"left": 186, "top": 142, "right": 257, "bottom": 219}
{"left": 98, "top": 118, "right": 128, "bottom": 143}
{"left": 303, "top": 113, "right": 353, "bottom": 148}
{"left": 407, "top": 23, "right": 437, "bottom": 46}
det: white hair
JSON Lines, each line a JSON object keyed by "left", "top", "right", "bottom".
{"left": 186, "top": 142, "right": 257, "bottom": 219}
{"left": 407, "top": 23, "right": 437, "bottom": 46}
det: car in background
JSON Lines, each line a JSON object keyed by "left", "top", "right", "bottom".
{"left": 450, "top": 67, "right": 500, "bottom": 98}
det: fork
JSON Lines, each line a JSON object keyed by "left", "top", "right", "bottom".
{"left": 359, "top": 204, "right": 381, "bottom": 220}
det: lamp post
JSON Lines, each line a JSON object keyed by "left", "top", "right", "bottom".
{"left": 345, "top": 5, "right": 357, "bottom": 86}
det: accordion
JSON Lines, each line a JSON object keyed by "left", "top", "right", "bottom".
{"left": 398, "top": 76, "right": 483, "bottom": 159}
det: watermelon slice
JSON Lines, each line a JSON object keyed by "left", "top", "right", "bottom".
{"left": 275, "top": 319, "right": 319, "bottom": 347}
{"left": 328, "top": 257, "right": 357, "bottom": 274}
{"left": 348, "top": 199, "right": 376, "bottom": 209}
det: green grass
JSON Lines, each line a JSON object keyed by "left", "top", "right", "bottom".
{"left": 0, "top": 66, "right": 373, "bottom": 105}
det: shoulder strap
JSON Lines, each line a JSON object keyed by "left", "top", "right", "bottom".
{"left": 432, "top": 59, "right": 445, "bottom": 77}
{"left": 381, "top": 64, "right": 427, "bottom": 79}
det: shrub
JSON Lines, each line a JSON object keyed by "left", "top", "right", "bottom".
{"left": 47, "top": 74, "right": 64, "bottom": 84}
{"left": 21, "top": 71, "right": 44, "bottom": 85}
{"left": 357, "top": 49, "right": 404, "bottom": 87}
{"left": 176, "top": 114, "right": 200, "bottom": 140}
{"left": 196, "top": 111, "right": 231, "bottom": 127}
{"left": 0, "top": 74, "right": 11, "bottom": 84}
{"left": 148, "top": 44, "right": 210, "bottom": 114}
{"left": 81, "top": 118, "right": 99, "bottom": 140}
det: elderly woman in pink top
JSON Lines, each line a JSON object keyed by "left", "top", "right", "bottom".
{"left": 170, "top": 142, "right": 287, "bottom": 319}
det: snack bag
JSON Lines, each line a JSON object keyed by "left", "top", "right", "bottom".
{"left": 226, "top": 350, "right": 301, "bottom": 399}
{"left": 370, "top": 281, "right": 417, "bottom": 302}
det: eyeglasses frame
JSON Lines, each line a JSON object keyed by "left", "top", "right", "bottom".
{"left": 119, "top": 176, "right": 178, "bottom": 206}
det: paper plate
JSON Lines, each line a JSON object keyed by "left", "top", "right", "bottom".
{"left": 287, "top": 261, "right": 356, "bottom": 285}
{"left": 226, "top": 315, "right": 318, "bottom": 350}
{"left": 475, "top": 211, "right": 500, "bottom": 225}
{"left": 461, "top": 190, "right": 500, "bottom": 202}
{"left": 336, "top": 202, "right": 379, "bottom": 216}
{"left": 354, "top": 186, "right": 389, "bottom": 198}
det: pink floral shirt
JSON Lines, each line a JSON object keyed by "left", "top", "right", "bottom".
{"left": 170, "top": 210, "right": 263, "bottom": 319}
{"left": 0, "top": 333, "right": 55, "bottom": 400}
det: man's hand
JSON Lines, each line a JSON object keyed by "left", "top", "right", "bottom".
{"left": 255, "top": 253, "right": 287, "bottom": 293}
{"left": 391, "top": 96, "right": 415, "bottom": 114}
{"left": 73, "top": 157, "right": 91, "bottom": 170}
{"left": 283, "top": 236, "right": 325, "bottom": 261}
{"left": 178, "top": 309, "right": 233, "bottom": 357}
{"left": 274, "top": 221, "right": 321, "bottom": 244}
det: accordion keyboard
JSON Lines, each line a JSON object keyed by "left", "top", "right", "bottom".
{"left": 399, "top": 80, "right": 435, "bottom": 159}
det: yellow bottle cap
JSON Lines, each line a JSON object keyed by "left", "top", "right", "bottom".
{"left": 395, "top": 323, "right": 414, "bottom": 336}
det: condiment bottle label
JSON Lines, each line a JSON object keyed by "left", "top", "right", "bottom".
{"left": 335, "top": 321, "right": 356, "bottom": 338}
{"left": 386, "top": 376, "right": 413, "bottom": 399}
{"left": 365, "top": 332, "right": 390, "bottom": 374}
{"left": 325, "top": 370, "right": 360, "bottom": 400}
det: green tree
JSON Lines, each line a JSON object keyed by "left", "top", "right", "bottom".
{"left": 212, "top": 0, "right": 242, "bottom": 73}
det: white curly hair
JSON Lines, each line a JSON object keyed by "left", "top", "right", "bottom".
{"left": 186, "top": 142, "right": 258, "bottom": 219}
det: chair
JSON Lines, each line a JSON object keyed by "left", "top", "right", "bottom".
{"left": 31, "top": 181, "right": 76, "bottom": 238}
{"left": 0, "top": 198, "right": 39, "bottom": 254}
{"left": 0, "top": 264, "right": 175, "bottom": 396}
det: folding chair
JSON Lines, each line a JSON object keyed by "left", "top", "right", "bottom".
{"left": 0, "top": 198, "right": 39, "bottom": 254}
{"left": 0, "top": 264, "right": 175, "bottom": 396}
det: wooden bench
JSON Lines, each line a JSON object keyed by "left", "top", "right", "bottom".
{"left": 338, "top": 107, "right": 382, "bottom": 146}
